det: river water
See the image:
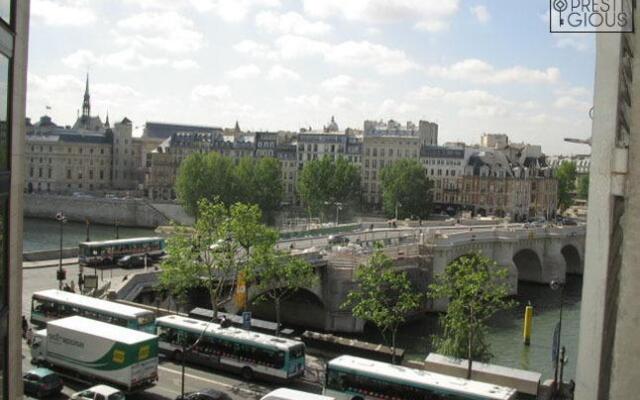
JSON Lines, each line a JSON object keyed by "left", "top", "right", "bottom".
{"left": 23, "top": 217, "right": 156, "bottom": 252}
{"left": 23, "top": 217, "right": 582, "bottom": 381}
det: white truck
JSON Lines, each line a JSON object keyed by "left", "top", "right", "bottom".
{"left": 31, "top": 316, "right": 159, "bottom": 393}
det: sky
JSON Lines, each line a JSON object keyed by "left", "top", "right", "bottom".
{"left": 27, "top": 0, "right": 595, "bottom": 155}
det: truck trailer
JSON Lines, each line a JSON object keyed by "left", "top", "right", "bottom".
{"left": 31, "top": 316, "right": 158, "bottom": 393}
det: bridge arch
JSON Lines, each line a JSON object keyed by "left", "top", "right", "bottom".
{"left": 248, "top": 288, "right": 327, "bottom": 330}
{"left": 512, "top": 248, "right": 543, "bottom": 283}
{"left": 562, "top": 244, "right": 582, "bottom": 275}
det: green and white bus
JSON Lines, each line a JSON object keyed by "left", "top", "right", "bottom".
{"left": 31, "top": 289, "right": 156, "bottom": 333}
{"left": 79, "top": 237, "right": 165, "bottom": 268}
{"left": 155, "top": 315, "right": 305, "bottom": 381}
{"left": 324, "top": 355, "right": 517, "bottom": 400}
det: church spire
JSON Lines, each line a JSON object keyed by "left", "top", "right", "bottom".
{"left": 105, "top": 110, "right": 110, "bottom": 128}
{"left": 82, "top": 73, "right": 91, "bottom": 119}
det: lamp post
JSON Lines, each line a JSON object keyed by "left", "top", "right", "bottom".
{"left": 395, "top": 201, "right": 402, "bottom": 221}
{"left": 324, "top": 201, "right": 343, "bottom": 226}
{"left": 550, "top": 280, "right": 566, "bottom": 399}
{"left": 55, "top": 212, "right": 67, "bottom": 290}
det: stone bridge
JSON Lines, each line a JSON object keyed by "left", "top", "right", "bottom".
{"left": 248, "top": 224, "right": 586, "bottom": 332}
{"left": 115, "top": 224, "right": 586, "bottom": 334}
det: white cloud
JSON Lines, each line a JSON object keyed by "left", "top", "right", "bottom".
{"left": 188, "top": 0, "right": 282, "bottom": 21}
{"left": 238, "top": 36, "right": 418, "bottom": 75}
{"left": 256, "top": 11, "right": 332, "bottom": 36}
{"left": 285, "top": 95, "right": 320, "bottom": 107}
{"left": 63, "top": 48, "right": 170, "bottom": 71}
{"left": 115, "top": 11, "right": 204, "bottom": 53}
{"left": 554, "top": 35, "right": 593, "bottom": 52}
{"left": 302, "top": 0, "right": 460, "bottom": 32}
{"left": 553, "top": 96, "right": 591, "bottom": 111}
{"left": 380, "top": 99, "right": 418, "bottom": 115}
{"left": 226, "top": 64, "right": 262, "bottom": 79}
{"left": 190, "top": 84, "right": 231, "bottom": 101}
{"left": 32, "top": 0, "right": 97, "bottom": 27}
{"left": 234, "top": 40, "right": 278, "bottom": 59}
{"left": 554, "top": 86, "right": 591, "bottom": 99}
{"left": 172, "top": 59, "right": 200, "bottom": 70}
{"left": 267, "top": 65, "right": 300, "bottom": 80}
{"left": 321, "top": 74, "right": 378, "bottom": 93}
{"left": 470, "top": 5, "right": 490, "bottom": 23}
{"left": 330, "top": 96, "right": 354, "bottom": 109}
{"left": 414, "top": 85, "right": 513, "bottom": 117}
{"left": 428, "top": 59, "right": 560, "bottom": 84}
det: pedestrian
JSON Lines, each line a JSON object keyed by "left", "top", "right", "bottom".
{"left": 26, "top": 328, "right": 33, "bottom": 346}
{"left": 21, "top": 315, "right": 28, "bottom": 338}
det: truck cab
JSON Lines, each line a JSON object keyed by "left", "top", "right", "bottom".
{"left": 30, "top": 330, "right": 47, "bottom": 363}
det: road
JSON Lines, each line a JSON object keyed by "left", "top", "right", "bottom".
{"left": 22, "top": 263, "right": 322, "bottom": 399}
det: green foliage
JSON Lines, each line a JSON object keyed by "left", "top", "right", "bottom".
{"left": 577, "top": 174, "right": 589, "bottom": 200}
{"left": 297, "top": 156, "right": 361, "bottom": 218}
{"left": 342, "top": 246, "right": 423, "bottom": 363}
{"left": 380, "top": 159, "right": 433, "bottom": 220}
{"left": 175, "top": 153, "right": 283, "bottom": 219}
{"left": 159, "top": 199, "right": 277, "bottom": 319}
{"left": 556, "top": 162, "right": 577, "bottom": 210}
{"left": 428, "top": 252, "right": 515, "bottom": 378}
{"left": 245, "top": 247, "right": 316, "bottom": 335}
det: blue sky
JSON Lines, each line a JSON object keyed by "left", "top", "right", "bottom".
{"left": 27, "top": 0, "right": 594, "bottom": 154}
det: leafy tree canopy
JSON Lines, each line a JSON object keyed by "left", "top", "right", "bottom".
{"left": 380, "top": 159, "right": 433, "bottom": 220}
{"left": 556, "top": 162, "right": 577, "bottom": 211}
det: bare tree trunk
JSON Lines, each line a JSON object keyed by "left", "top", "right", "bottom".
{"left": 275, "top": 297, "right": 281, "bottom": 337}
{"left": 467, "top": 328, "right": 474, "bottom": 380}
{"left": 391, "top": 328, "right": 397, "bottom": 364}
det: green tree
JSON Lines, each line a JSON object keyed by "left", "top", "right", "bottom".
{"left": 577, "top": 174, "right": 589, "bottom": 200}
{"left": 234, "top": 157, "right": 283, "bottom": 221}
{"left": 175, "top": 152, "right": 236, "bottom": 217}
{"left": 342, "top": 246, "right": 423, "bottom": 363}
{"left": 380, "top": 159, "right": 433, "bottom": 220}
{"left": 297, "top": 156, "right": 361, "bottom": 220}
{"left": 159, "top": 199, "right": 239, "bottom": 320}
{"left": 556, "top": 162, "right": 577, "bottom": 210}
{"left": 246, "top": 248, "right": 316, "bottom": 336}
{"left": 428, "top": 253, "right": 515, "bottom": 379}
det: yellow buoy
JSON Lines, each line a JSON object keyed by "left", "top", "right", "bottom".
{"left": 523, "top": 304, "right": 533, "bottom": 345}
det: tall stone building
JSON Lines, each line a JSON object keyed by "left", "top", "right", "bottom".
{"left": 25, "top": 77, "right": 144, "bottom": 194}
{"left": 576, "top": 4, "right": 640, "bottom": 399}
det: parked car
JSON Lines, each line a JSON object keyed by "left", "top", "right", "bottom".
{"left": 71, "top": 385, "right": 125, "bottom": 400}
{"left": 23, "top": 368, "right": 63, "bottom": 398}
{"left": 327, "top": 235, "right": 349, "bottom": 245}
{"left": 175, "top": 389, "right": 232, "bottom": 400}
{"left": 116, "top": 254, "right": 146, "bottom": 268}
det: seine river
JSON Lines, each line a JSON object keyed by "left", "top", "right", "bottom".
{"left": 23, "top": 217, "right": 581, "bottom": 381}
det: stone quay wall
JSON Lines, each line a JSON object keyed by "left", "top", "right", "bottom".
{"left": 25, "top": 194, "right": 170, "bottom": 228}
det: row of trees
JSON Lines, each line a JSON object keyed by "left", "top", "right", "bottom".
{"left": 345, "top": 248, "right": 513, "bottom": 376}
{"left": 175, "top": 153, "right": 283, "bottom": 221}
{"left": 298, "top": 156, "right": 433, "bottom": 220}
{"left": 175, "top": 152, "right": 434, "bottom": 224}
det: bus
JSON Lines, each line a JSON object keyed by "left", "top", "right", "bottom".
{"left": 30, "top": 289, "right": 156, "bottom": 333}
{"left": 78, "top": 237, "right": 165, "bottom": 268}
{"left": 155, "top": 315, "right": 305, "bottom": 381}
{"left": 324, "top": 355, "right": 517, "bottom": 400}
{"left": 261, "top": 388, "right": 335, "bottom": 400}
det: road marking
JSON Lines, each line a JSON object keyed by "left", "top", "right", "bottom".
{"left": 158, "top": 365, "right": 265, "bottom": 396}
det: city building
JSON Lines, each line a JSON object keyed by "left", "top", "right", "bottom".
{"left": 576, "top": 7, "right": 638, "bottom": 399}
{"left": 25, "top": 80, "right": 146, "bottom": 194}
{"left": 480, "top": 133, "right": 509, "bottom": 149}
{"left": 2, "top": 1, "right": 30, "bottom": 398}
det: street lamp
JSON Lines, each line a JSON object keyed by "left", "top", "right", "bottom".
{"left": 395, "top": 201, "right": 402, "bottom": 221}
{"left": 324, "top": 201, "right": 343, "bottom": 226}
{"left": 550, "top": 280, "right": 567, "bottom": 399}
{"left": 55, "top": 212, "right": 67, "bottom": 290}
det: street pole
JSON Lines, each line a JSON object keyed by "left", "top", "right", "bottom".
{"left": 56, "top": 212, "right": 67, "bottom": 290}
{"left": 551, "top": 280, "right": 564, "bottom": 399}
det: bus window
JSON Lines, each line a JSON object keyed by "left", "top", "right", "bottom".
{"left": 290, "top": 345, "right": 304, "bottom": 359}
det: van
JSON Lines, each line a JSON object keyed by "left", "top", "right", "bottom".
{"left": 260, "top": 388, "right": 335, "bottom": 400}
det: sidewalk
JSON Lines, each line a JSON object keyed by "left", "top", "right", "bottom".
{"left": 23, "top": 257, "right": 78, "bottom": 269}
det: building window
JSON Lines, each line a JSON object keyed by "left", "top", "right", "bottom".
{"left": 47, "top": 168, "right": 51, "bottom": 179}
{"left": 67, "top": 170, "right": 71, "bottom": 179}
{"left": 99, "top": 170, "right": 104, "bottom": 180}
{"left": 89, "top": 170, "right": 93, "bottom": 179}
{"left": 38, "top": 168, "right": 42, "bottom": 178}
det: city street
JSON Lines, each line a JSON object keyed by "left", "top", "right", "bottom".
{"left": 21, "top": 263, "right": 323, "bottom": 399}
